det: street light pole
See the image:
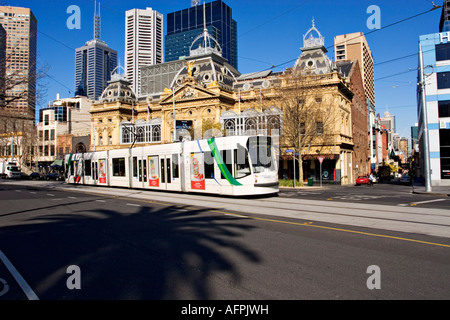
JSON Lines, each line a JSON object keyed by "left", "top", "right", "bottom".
{"left": 173, "top": 88, "right": 176, "bottom": 142}
{"left": 419, "top": 45, "right": 432, "bottom": 193}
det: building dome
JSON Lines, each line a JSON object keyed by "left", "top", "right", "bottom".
{"left": 100, "top": 66, "right": 137, "bottom": 104}
{"left": 294, "top": 18, "right": 333, "bottom": 75}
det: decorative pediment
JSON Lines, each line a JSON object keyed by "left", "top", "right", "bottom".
{"left": 160, "top": 82, "right": 218, "bottom": 105}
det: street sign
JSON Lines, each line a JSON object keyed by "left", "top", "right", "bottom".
{"left": 318, "top": 157, "right": 325, "bottom": 164}
{"left": 285, "top": 149, "right": 295, "bottom": 153}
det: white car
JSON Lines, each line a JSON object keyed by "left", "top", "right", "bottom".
{"left": 400, "top": 175, "right": 411, "bottom": 184}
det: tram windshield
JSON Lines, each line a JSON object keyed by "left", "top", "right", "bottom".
{"left": 247, "top": 136, "right": 275, "bottom": 173}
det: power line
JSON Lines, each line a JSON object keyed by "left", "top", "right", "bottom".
{"left": 268, "top": 5, "right": 441, "bottom": 71}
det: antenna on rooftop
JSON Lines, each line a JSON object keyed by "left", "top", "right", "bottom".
{"left": 94, "top": 1, "right": 101, "bottom": 40}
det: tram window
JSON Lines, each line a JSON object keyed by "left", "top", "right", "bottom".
{"left": 172, "top": 154, "right": 179, "bottom": 178}
{"left": 247, "top": 137, "right": 273, "bottom": 173}
{"left": 235, "top": 147, "right": 251, "bottom": 179}
{"left": 132, "top": 157, "right": 138, "bottom": 177}
{"left": 204, "top": 151, "right": 214, "bottom": 179}
{"left": 112, "top": 158, "right": 126, "bottom": 177}
{"left": 220, "top": 150, "right": 233, "bottom": 180}
{"left": 84, "top": 160, "right": 91, "bottom": 176}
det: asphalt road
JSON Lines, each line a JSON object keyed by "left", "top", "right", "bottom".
{"left": 0, "top": 181, "right": 449, "bottom": 303}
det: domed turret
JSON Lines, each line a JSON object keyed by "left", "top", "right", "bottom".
{"left": 100, "top": 66, "right": 137, "bottom": 104}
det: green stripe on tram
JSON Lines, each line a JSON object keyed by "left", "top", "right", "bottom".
{"left": 207, "top": 138, "right": 242, "bottom": 187}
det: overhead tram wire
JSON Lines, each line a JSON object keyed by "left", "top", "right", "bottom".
{"left": 267, "top": 4, "right": 442, "bottom": 72}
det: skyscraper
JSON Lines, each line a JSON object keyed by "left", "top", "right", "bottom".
{"left": 74, "top": 3, "right": 117, "bottom": 101}
{"left": 334, "top": 32, "right": 375, "bottom": 107}
{"left": 440, "top": 0, "right": 450, "bottom": 32}
{"left": 125, "top": 7, "right": 163, "bottom": 95}
{"left": 0, "top": 23, "right": 6, "bottom": 108}
{"left": 0, "top": 6, "right": 37, "bottom": 119}
{"left": 165, "top": 0, "right": 238, "bottom": 69}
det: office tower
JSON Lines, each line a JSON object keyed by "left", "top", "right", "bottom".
{"left": 380, "top": 109, "right": 396, "bottom": 134}
{"left": 417, "top": 31, "right": 450, "bottom": 186}
{"left": 74, "top": 3, "right": 117, "bottom": 100}
{"left": 334, "top": 32, "right": 375, "bottom": 107}
{"left": 125, "top": 7, "right": 163, "bottom": 95}
{"left": 0, "top": 6, "right": 37, "bottom": 119}
{"left": 0, "top": 23, "right": 5, "bottom": 108}
{"left": 165, "top": 0, "right": 238, "bottom": 69}
{"left": 440, "top": 0, "right": 450, "bottom": 32}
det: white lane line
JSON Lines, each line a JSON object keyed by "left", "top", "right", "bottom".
{"left": 411, "top": 199, "right": 448, "bottom": 205}
{"left": 68, "top": 196, "right": 77, "bottom": 199}
{"left": 96, "top": 200, "right": 106, "bottom": 203}
{"left": 225, "top": 214, "right": 249, "bottom": 219}
{"left": 126, "top": 203, "right": 141, "bottom": 207}
{"left": 0, "top": 250, "right": 39, "bottom": 300}
{"left": 29, "top": 192, "right": 36, "bottom": 194}
{"left": 46, "top": 194, "right": 55, "bottom": 197}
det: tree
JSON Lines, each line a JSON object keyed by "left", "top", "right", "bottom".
{"left": 0, "top": 37, "right": 48, "bottom": 170}
{"left": 277, "top": 69, "right": 337, "bottom": 182}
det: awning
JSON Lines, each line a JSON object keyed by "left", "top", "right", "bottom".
{"left": 302, "top": 154, "right": 339, "bottom": 160}
{"left": 50, "top": 159, "right": 64, "bottom": 167}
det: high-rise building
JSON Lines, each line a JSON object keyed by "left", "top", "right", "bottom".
{"left": 380, "top": 109, "right": 396, "bottom": 134}
{"left": 334, "top": 32, "right": 375, "bottom": 107}
{"left": 74, "top": 3, "right": 117, "bottom": 101}
{"left": 440, "top": 0, "right": 450, "bottom": 32}
{"left": 0, "top": 23, "right": 6, "bottom": 108}
{"left": 417, "top": 31, "right": 450, "bottom": 186}
{"left": 125, "top": 7, "right": 163, "bottom": 95}
{"left": 165, "top": 0, "right": 238, "bottom": 69}
{"left": 0, "top": 6, "right": 37, "bottom": 119}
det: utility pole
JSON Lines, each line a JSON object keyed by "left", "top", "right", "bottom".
{"left": 419, "top": 44, "right": 432, "bottom": 192}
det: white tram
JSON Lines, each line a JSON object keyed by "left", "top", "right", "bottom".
{"left": 65, "top": 136, "right": 279, "bottom": 196}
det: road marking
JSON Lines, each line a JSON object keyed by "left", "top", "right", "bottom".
{"left": 411, "top": 199, "right": 448, "bottom": 206}
{"left": 126, "top": 203, "right": 141, "bottom": 207}
{"left": 96, "top": 200, "right": 106, "bottom": 203}
{"left": 68, "top": 196, "right": 77, "bottom": 199}
{"left": 46, "top": 194, "right": 55, "bottom": 197}
{"left": 29, "top": 192, "right": 36, "bottom": 194}
{"left": 224, "top": 213, "right": 249, "bottom": 218}
{"left": 0, "top": 250, "right": 39, "bottom": 300}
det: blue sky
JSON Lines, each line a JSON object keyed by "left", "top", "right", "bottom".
{"left": 3, "top": 0, "right": 442, "bottom": 140}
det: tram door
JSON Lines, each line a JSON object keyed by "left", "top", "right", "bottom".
{"left": 160, "top": 154, "right": 181, "bottom": 191}
{"left": 131, "top": 156, "right": 147, "bottom": 188}
{"left": 92, "top": 161, "right": 98, "bottom": 185}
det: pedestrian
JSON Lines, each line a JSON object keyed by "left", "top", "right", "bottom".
{"left": 369, "top": 173, "right": 375, "bottom": 187}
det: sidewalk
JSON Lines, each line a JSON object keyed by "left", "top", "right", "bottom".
{"left": 412, "top": 183, "right": 450, "bottom": 197}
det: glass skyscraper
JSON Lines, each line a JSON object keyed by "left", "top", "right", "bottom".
{"left": 74, "top": 40, "right": 117, "bottom": 101}
{"left": 165, "top": 0, "right": 237, "bottom": 69}
{"left": 0, "top": 6, "right": 37, "bottom": 119}
{"left": 74, "top": 4, "right": 117, "bottom": 101}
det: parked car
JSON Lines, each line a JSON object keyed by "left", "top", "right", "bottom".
{"left": 20, "top": 172, "right": 29, "bottom": 179}
{"left": 356, "top": 175, "right": 370, "bottom": 185}
{"left": 400, "top": 175, "right": 411, "bottom": 184}
{"left": 29, "top": 172, "right": 43, "bottom": 180}
{"left": 45, "top": 172, "right": 64, "bottom": 181}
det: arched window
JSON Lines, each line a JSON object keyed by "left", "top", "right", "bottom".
{"left": 136, "top": 126, "right": 145, "bottom": 143}
{"left": 151, "top": 125, "right": 161, "bottom": 142}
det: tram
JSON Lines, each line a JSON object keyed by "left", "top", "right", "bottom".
{"left": 65, "top": 135, "right": 279, "bottom": 196}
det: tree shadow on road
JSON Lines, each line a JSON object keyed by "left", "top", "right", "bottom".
{"left": 0, "top": 201, "right": 261, "bottom": 299}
